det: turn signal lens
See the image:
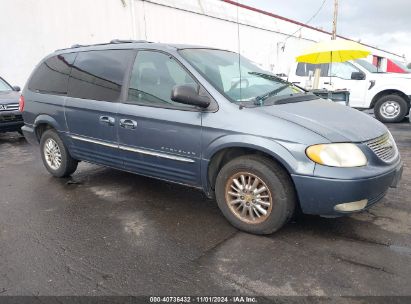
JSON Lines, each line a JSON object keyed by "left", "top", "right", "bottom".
{"left": 306, "top": 143, "right": 367, "bottom": 167}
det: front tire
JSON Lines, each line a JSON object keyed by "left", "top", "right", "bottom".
{"left": 40, "top": 129, "right": 78, "bottom": 177}
{"left": 215, "top": 155, "right": 296, "bottom": 235}
{"left": 374, "top": 94, "right": 408, "bottom": 123}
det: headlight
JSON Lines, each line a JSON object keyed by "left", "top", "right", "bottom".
{"left": 306, "top": 143, "right": 367, "bottom": 167}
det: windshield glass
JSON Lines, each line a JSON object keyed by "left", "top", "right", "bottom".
{"left": 0, "top": 78, "right": 12, "bottom": 92}
{"left": 179, "top": 49, "right": 302, "bottom": 103}
{"left": 355, "top": 59, "right": 379, "bottom": 73}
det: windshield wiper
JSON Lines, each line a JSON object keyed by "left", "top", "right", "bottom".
{"left": 249, "top": 71, "right": 290, "bottom": 84}
{"left": 253, "top": 84, "right": 289, "bottom": 106}
{"left": 248, "top": 71, "right": 307, "bottom": 91}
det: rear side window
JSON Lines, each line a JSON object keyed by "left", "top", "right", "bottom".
{"left": 68, "top": 50, "right": 134, "bottom": 102}
{"left": 296, "top": 63, "right": 329, "bottom": 77}
{"left": 28, "top": 53, "right": 76, "bottom": 95}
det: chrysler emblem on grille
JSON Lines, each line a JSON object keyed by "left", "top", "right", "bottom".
{"left": 0, "top": 105, "right": 7, "bottom": 110}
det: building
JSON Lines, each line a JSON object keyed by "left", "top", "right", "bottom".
{"left": 0, "top": 0, "right": 406, "bottom": 87}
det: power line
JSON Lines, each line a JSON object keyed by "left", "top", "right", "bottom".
{"left": 283, "top": 0, "right": 328, "bottom": 43}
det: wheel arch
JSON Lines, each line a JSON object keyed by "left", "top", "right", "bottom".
{"left": 203, "top": 137, "right": 299, "bottom": 197}
{"left": 370, "top": 89, "right": 410, "bottom": 108}
{"left": 33, "top": 115, "right": 61, "bottom": 142}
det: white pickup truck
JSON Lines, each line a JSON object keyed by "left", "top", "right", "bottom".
{"left": 288, "top": 59, "right": 411, "bottom": 122}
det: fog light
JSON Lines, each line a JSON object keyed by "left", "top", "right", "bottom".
{"left": 334, "top": 199, "right": 368, "bottom": 212}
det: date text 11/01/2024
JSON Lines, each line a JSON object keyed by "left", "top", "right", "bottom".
{"left": 149, "top": 296, "right": 258, "bottom": 303}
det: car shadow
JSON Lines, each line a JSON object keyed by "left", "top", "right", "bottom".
{"left": 0, "top": 132, "right": 26, "bottom": 144}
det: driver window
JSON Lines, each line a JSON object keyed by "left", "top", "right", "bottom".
{"left": 127, "top": 51, "right": 197, "bottom": 108}
{"left": 329, "top": 62, "right": 360, "bottom": 79}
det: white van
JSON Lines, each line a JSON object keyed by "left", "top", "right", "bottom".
{"left": 288, "top": 59, "right": 411, "bottom": 122}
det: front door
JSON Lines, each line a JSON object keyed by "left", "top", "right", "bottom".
{"left": 65, "top": 49, "right": 135, "bottom": 168}
{"left": 322, "top": 62, "right": 368, "bottom": 107}
{"left": 117, "top": 50, "right": 203, "bottom": 186}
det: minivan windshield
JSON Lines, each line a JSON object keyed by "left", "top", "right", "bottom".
{"left": 179, "top": 49, "right": 304, "bottom": 104}
{"left": 0, "top": 78, "right": 12, "bottom": 92}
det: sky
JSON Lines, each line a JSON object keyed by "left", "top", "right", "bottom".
{"left": 238, "top": 0, "right": 411, "bottom": 63}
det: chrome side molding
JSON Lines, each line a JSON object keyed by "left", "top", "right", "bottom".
{"left": 70, "top": 134, "right": 195, "bottom": 163}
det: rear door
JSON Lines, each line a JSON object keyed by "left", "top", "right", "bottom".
{"left": 117, "top": 50, "right": 203, "bottom": 186}
{"left": 65, "top": 49, "right": 135, "bottom": 168}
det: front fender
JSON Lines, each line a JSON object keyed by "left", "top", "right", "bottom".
{"left": 370, "top": 85, "right": 411, "bottom": 103}
{"left": 201, "top": 134, "right": 315, "bottom": 194}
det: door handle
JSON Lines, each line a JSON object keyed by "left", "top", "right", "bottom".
{"left": 292, "top": 81, "right": 301, "bottom": 84}
{"left": 99, "top": 116, "right": 115, "bottom": 126}
{"left": 120, "top": 119, "right": 137, "bottom": 129}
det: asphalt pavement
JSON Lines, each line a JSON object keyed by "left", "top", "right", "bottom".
{"left": 0, "top": 118, "right": 410, "bottom": 297}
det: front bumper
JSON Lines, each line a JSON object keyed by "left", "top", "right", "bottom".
{"left": 292, "top": 161, "right": 403, "bottom": 216}
{"left": 0, "top": 112, "right": 24, "bottom": 132}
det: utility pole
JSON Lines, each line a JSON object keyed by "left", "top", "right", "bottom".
{"left": 331, "top": 0, "right": 339, "bottom": 40}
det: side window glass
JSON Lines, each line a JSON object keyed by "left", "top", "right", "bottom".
{"left": 296, "top": 63, "right": 328, "bottom": 77}
{"left": 28, "top": 53, "right": 76, "bottom": 95}
{"left": 296, "top": 63, "right": 306, "bottom": 76}
{"left": 329, "top": 62, "right": 360, "bottom": 79}
{"left": 320, "top": 64, "right": 329, "bottom": 76}
{"left": 68, "top": 50, "right": 134, "bottom": 102}
{"left": 127, "top": 51, "right": 197, "bottom": 108}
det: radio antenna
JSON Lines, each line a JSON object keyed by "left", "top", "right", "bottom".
{"left": 236, "top": 0, "right": 242, "bottom": 102}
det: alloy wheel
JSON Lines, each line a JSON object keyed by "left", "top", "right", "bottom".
{"left": 225, "top": 172, "right": 273, "bottom": 224}
{"left": 44, "top": 138, "right": 62, "bottom": 170}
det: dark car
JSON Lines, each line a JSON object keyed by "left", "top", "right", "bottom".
{"left": 20, "top": 41, "right": 403, "bottom": 234}
{"left": 0, "top": 77, "right": 23, "bottom": 134}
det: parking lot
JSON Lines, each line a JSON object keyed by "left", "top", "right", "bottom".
{"left": 0, "top": 118, "right": 410, "bottom": 297}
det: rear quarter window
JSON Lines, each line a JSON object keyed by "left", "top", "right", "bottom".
{"left": 67, "top": 49, "right": 134, "bottom": 102}
{"left": 28, "top": 53, "right": 76, "bottom": 95}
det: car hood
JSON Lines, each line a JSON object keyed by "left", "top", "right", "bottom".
{"left": 0, "top": 91, "right": 19, "bottom": 104}
{"left": 252, "top": 99, "right": 387, "bottom": 142}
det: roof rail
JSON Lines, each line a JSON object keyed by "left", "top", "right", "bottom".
{"left": 57, "top": 39, "right": 153, "bottom": 52}
{"left": 71, "top": 44, "right": 88, "bottom": 48}
{"left": 110, "top": 39, "right": 152, "bottom": 44}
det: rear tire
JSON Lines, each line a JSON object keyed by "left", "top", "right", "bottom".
{"left": 374, "top": 94, "right": 408, "bottom": 123}
{"left": 215, "top": 155, "right": 296, "bottom": 235}
{"left": 40, "top": 129, "right": 78, "bottom": 177}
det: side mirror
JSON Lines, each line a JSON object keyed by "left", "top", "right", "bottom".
{"left": 171, "top": 85, "right": 210, "bottom": 108}
{"left": 351, "top": 72, "right": 365, "bottom": 80}
{"left": 12, "top": 86, "right": 21, "bottom": 92}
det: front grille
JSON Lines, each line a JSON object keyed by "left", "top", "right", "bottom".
{"left": 365, "top": 132, "right": 398, "bottom": 163}
{"left": 0, "top": 103, "right": 19, "bottom": 111}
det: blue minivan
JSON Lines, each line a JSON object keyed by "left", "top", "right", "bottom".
{"left": 21, "top": 41, "right": 403, "bottom": 234}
